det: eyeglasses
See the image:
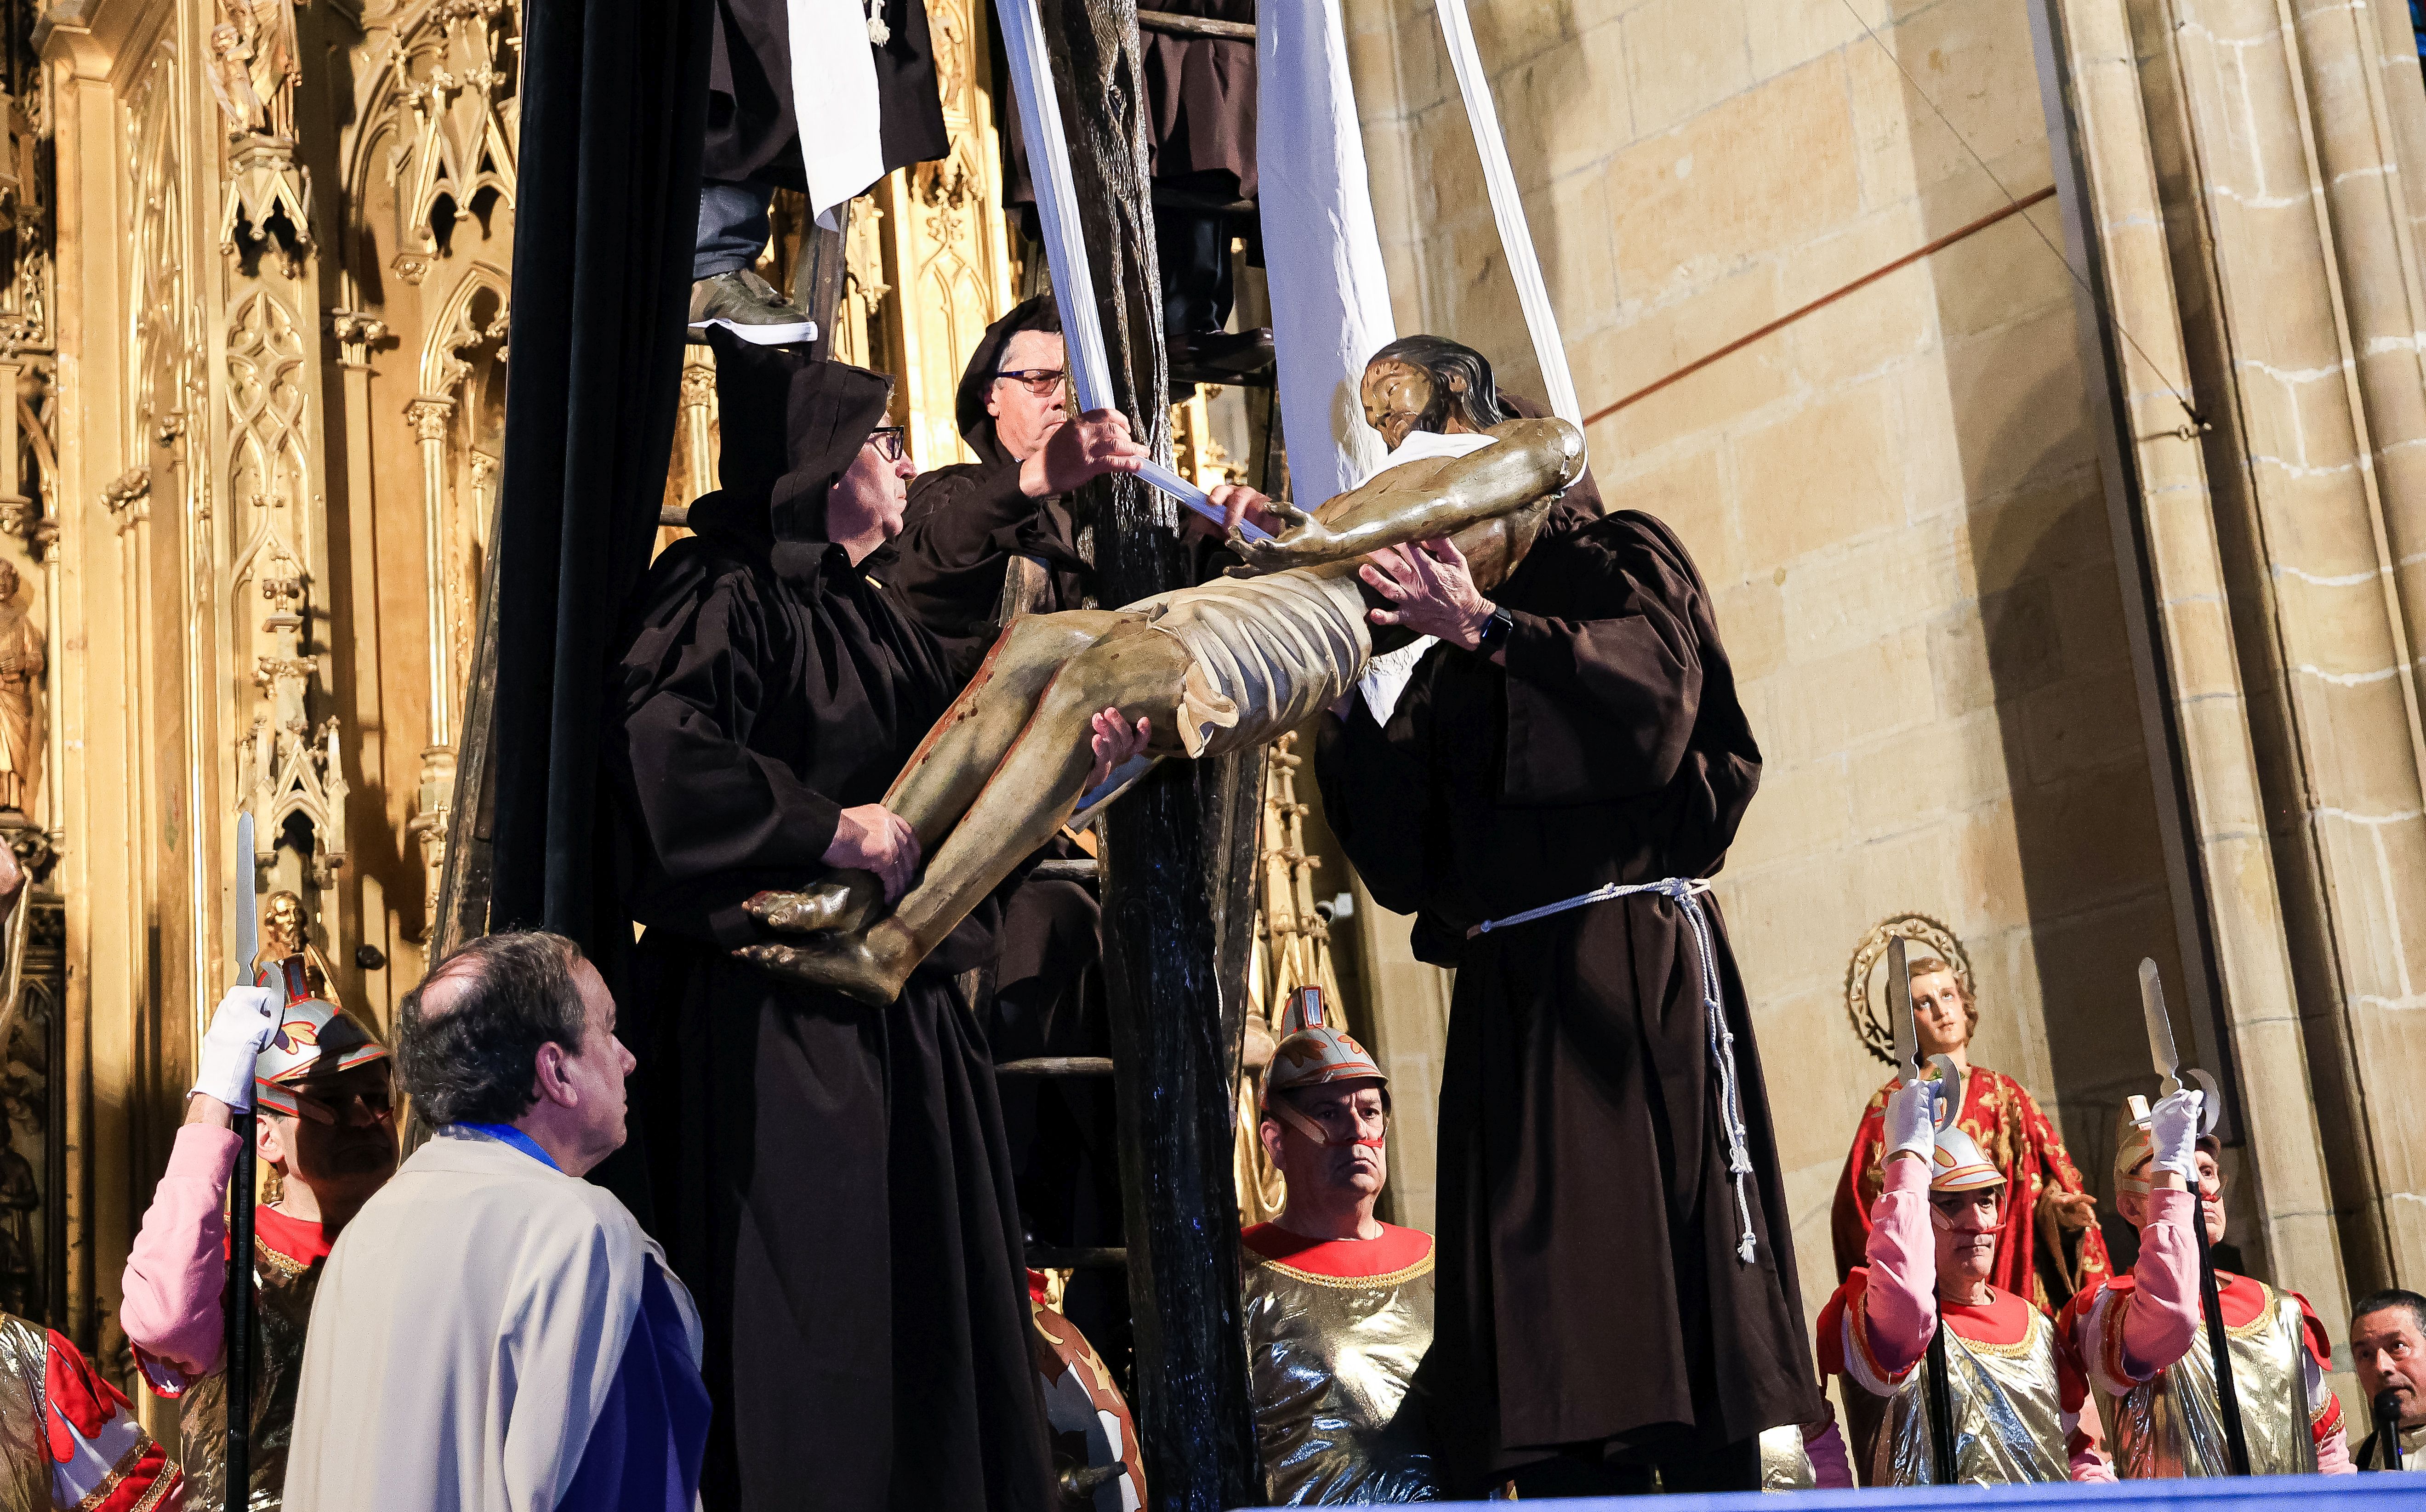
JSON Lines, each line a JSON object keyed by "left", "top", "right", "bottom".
{"left": 866, "top": 426, "right": 908, "bottom": 462}
{"left": 994, "top": 368, "right": 1068, "bottom": 398}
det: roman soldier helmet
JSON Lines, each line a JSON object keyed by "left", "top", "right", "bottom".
{"left": 251, "top": 955, "right": 390, "bottom": 1117}
{"left": 1263, "top": 987, "right": 1386, "bottom": 1106}
{"left": 1928, "top": 1124, "right": 2005, "bottom": 1194}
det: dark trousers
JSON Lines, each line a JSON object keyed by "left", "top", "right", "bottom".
{"left": 695, "top": 178, "right": 775, "bottom": 279}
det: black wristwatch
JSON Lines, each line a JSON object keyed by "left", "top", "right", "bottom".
{"left": 1475, "top": 605, "right": 1516, "bottom": 659}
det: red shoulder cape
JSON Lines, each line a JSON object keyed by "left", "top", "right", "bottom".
{"left": 1242, "top": 1221, "right": 1432, "bottom": 1279}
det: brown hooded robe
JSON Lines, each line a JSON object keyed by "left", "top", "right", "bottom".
{"left": 1316, "top": 505, "right": 1823, "bottom": 1492}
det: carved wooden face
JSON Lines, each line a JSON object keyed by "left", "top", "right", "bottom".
{"left": 1361, "top": 359, "right": 1453, "bottom": 450}
{"left": 262, "top": 890, "right": 306, "bottom": 954}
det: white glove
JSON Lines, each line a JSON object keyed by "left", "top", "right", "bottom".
{"left": 190, "top": 986, "right": 279, "bottom": 1111}
{"left": 2149, "top": 1086, "right": 2204, "bottom": 1178}
{"left": 1885, "top": 1079, "right": 1938, "bottom": 1165}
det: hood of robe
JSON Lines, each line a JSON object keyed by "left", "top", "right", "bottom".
{"left": 953, "top": 293, "right": 1060, "bottom": 467}
{"left": 692, "top": 327, "right": 893, "bottom": 580}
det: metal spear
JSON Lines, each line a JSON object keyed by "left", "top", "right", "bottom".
{"left": 1890, "top": 937, "right": 1961, "bottom": 1479}
{"left": 2136, "top": 959, "right": 2248, "bottom": 1477}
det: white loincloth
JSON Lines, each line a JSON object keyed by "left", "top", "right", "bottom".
{"left": 1136, "top": 568, "right": 1373, "bottom": 758}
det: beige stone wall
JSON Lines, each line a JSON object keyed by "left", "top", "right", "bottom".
{"left": 1341, "top": 0, "right": 2201, "bottom": 1340}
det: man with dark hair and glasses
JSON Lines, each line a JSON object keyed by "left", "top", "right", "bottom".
{"left": 892, "top": 294, "right": 1150, "bottom": 669}
{"left": 120, "top": 955, "right": 397, "bottom": 1510}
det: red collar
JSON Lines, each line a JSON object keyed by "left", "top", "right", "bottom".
{"left": 254, "top": 1204, "right": 333, "bottom": 1265}
{"left": 1939, "top": 1285, "right": 2034, "bottom": 1346}
{"left": 1242, "top": 1222, "right": 1432, "bottom": 1279}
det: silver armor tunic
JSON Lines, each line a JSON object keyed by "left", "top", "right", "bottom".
{"left": 1847, "top": 1295, "right": 2072, "bottom": 1486}
{"left": 1757, "top": 1425, "right": 1816, "bottom": 1491}
{"left": 2084, "top": 1277, "right": 2322, "bottom": 1478}
{"left": 1241, "top": 1244, "right": 1440, "bottom": 1503}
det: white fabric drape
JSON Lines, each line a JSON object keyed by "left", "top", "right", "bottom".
{"left": 1434, "top": 0, "right": 1583, "bottom": 433}
{"left": 791, "top": 0, "right": 885, "bottom": 229}
{"left": 1256, "top": 0, "right": 1399, "bottom": 510}
{"left": 994, "top": 0, "right": 1259, "bottom": 535}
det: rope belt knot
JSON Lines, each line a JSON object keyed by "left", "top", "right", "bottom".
{"left": 1468, "top": 875, "right": 1762, "bottom": 1265}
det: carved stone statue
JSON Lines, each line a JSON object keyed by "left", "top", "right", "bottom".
{"left": 0, "top": 561, "right": 46, "bottom": 816}
{"left": 743, "top": 418, "right": 1584, "bottom": 1005}
{"left": 206, "top": 0, "right": 302, "bottom": 142}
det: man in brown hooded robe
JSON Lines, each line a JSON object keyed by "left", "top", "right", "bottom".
{"left": 1313, "top": 357, "right": 1823, "bottom": 1495}
{"left": 604, "top": 330, "right": 1059, "bottom": 1512}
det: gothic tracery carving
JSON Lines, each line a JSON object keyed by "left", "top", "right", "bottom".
{"left": 383, "top": 0, "right": 518, "bottom": 287}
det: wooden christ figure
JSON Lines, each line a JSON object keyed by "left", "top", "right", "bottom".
{"left": 740, "top": 416, "right": 1585, "bottom": 1006}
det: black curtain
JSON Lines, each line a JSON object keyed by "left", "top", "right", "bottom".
{"left": 490, "top": 0, "right": 711, "bottom": 957}
{"left": 489, "top": 0, "right": 711, "bottom": 1216}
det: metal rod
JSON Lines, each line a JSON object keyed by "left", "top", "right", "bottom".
{"left": 997, "top": 1056, "right": 1116, "bottom": 1076}
{"left": 2192, "top": 1192, "right": 2253, "bottom": 1475}
{"left": 1923, "top": 1307, "right": 1958, "bottom": 1481}
{"left": 223, "top": 1116, "right": 254, "bottom": 1511}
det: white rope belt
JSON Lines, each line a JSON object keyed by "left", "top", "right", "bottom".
{"left": 1468, "top": 877, "right": 1762, "bottom": 1265}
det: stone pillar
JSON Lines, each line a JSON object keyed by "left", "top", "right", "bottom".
{"left": 2272, "top": 0, "right": 2426, "bottom": 1295}
{"left": 2035, "top": 0, "right": 2344, "bottom": 1319}
{"left": 405, "top": 395, "right": 457, "bottom": 920}
{"left": 2124, "top": 0, "right": 2426, "bottom": 1316}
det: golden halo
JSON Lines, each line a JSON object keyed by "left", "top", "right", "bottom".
{"left": 1844, "top": 913, "right": 1973, "bottom": 1067}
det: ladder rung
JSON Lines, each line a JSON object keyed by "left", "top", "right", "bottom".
{"left": 997, "top": 1056, "right": 1115, "bottom": 1076}
{"left": 1027, "top": 1245, "right": 1127, "bottom": 1269}
{"left": 1137, "top": 8, "right": 1253, "bottom": 42}
{"left": 1030, "top": 858, "right": 1099, "bottom": 883}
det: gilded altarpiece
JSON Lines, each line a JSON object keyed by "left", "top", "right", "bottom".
{"left": 19, "top": 0, "right": 1024, "bottom": 1408}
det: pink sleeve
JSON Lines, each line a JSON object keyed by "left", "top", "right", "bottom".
{"left": 1805, "top": 1421, "right": 1853, "bottom": 1489}
{"left": 1858, "top": 1154, "right": 1937, "bottom": 1379}
{"left": 2119, "top": 1188, "right": 2200, "bottom": 1380}
{"left": 118, "top": 1123, "right": 240, "bottom": 1380}
{"left": 2316, "top": 1422, "right": 2353, "bottom": 1474}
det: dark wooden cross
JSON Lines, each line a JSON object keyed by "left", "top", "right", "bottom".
{"left": 1032, "top": 0, "right": 1264, "bottom": 1506}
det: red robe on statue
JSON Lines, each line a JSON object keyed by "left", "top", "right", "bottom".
{"left": 1831, "top": 1065, "right": 2109, "bottom": 1315}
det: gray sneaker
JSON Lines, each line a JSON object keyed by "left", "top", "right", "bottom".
{"left": 689, "top": 269, "right": 818, "bottom": 346}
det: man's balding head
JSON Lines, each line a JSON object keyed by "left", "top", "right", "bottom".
{"left": 396, "top": 931, "right": 589, "bottom": 1126}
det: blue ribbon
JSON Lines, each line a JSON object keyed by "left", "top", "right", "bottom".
{"left": 451, "top": 1121, "right": 561, "bottom": 1172}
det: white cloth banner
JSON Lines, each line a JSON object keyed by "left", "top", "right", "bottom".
{"left": 992, "top": 0, "right": 1267, "bottom": 538}
{"left": 1435, "top": 0, "right": 1583, "bottom": 434}
{"left": 1257, "top": 0, "right": 1399, "bottom": 511}
{"left": 792, "top": 0, "right": 884, "bottom": 229}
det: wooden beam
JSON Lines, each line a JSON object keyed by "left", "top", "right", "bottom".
{"left": 1034, "top": 0, "right": 1263, "bottom": 1506}
{"left": 1136, "top": 9, "right": 1254, "bottom": 41}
